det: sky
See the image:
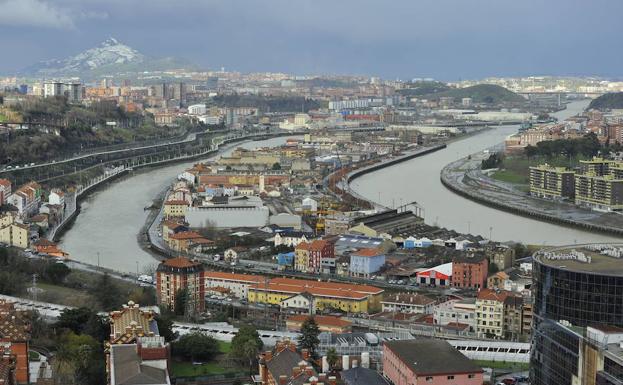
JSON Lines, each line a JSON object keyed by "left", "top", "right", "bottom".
{"left": 0, "top": 0, "right": 622, "bottom": 80}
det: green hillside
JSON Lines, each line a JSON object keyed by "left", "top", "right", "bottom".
{"left": 588, "top": 92, "right": 623, "bottom": 110}
{"left": 396, "top": 81, "right": 451, "bottom": 97}
{"left": 424, "top": 84, "right": 526, "bottom": 105}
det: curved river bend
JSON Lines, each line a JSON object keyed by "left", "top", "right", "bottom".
{"left": 60, "top": 136, "right": 294, "bottom": 273}
{"left": 61, "top": 101, "right": 619, "bottom": 274}
{"left": 351, "top": 100, "right": 620, "bottom": 245}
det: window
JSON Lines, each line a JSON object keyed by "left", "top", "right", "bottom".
{"left": 447, "top": 375, "right": 455, "bottom": 380}
{"left": 425, "top": 377, "right": 433, "bottom": 382}
{"left": 468, "top": 374, "right": 475, "bottom": 379}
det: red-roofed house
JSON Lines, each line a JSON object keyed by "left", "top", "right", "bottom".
{"left": 156, "top": 257, "right": 205, "bottom": 313}
{"left": 349, "top": 248, "right": 385, "bottom": 278}
{"left": 0, "top": 179, "right": 11, "bottom": 206}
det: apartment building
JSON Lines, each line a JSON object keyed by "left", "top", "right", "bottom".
{"left": 433, "top": 298, "right": 477, "bottom": 332}
{"left": 204, "top": 271, "right": 266, "bottom": 299}
{"left": 452, "top": 255, "right": 488, "bottom": 290}
{"left": 248, "top": 277, "right": 383, "bottom": 314}
{"left": 381, "top": 293, "right": 436, "bottom": 315}
{"left": 529, "top": 164, "right": 575, "bottom": 200}
{"left": 476, "top": 289, "right": 526, "bottom": 340}
{"left": 575, "top": 158, "right": 623, "bottom": 211}
{"left": 156, "top": 257, "right": 205, "bottom": 313}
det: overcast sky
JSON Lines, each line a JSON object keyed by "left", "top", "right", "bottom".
{"left": 0, "top": 0, "right": 622, "bottom": 80}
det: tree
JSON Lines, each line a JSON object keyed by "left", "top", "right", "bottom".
{"left": 173, "top": 287, "right": 189, "bottom": 316}
{"left": 172, "top": 332, "right": 220, "bottom": 362}
{"left": 272, "top": 162, "right": 281, "bottom": 170}
{"left": 298, "top": 317, "right": 320, "bottom": 357}
{"left": 55, "top": 308, "right": 107, "bottom": 341}
{"left": 89, "top": 273, "right": 121, "bottom": 311}
{"left": 326, "top": 347, "right": 339, "bottom": 371}
{"left": 44, "top": 262, "right": 71, "bottom": 284}
{"left": 231, "top": 324, "right": 264, "bottom": 373}
{"left": 155, "top": 314, "right": 176, "bottom": 342}
{"left": 53, "top": 332, "right": 106, "bottom": 385}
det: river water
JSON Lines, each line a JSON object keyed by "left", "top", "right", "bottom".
{"left": 351, "top": 100, "right": 621, "bottom": 245}
{"left": 61, "top": 101, "right": 619, "bottom": 274}
{"left": 59, "top": 136, "right": 295, "bottom": 273}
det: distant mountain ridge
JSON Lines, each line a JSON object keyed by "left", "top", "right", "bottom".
{"left": 21, "top": 37, "right": 193, "bottom": 78}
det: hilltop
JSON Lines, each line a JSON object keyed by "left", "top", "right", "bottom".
{"left": 425, "top": 84, "right": 526, "bottom": 105}
{"left": 21, "top": 37, "right": 194, "bottom": 78}
{"left": 588, "top": 92, "right": 623, "bottom": 110}
{"left": 396, "top": 81, "right": 451, "bottom": 97}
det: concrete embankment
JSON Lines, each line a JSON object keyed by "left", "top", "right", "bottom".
{"left": 440, "top": 159, "right": 623, "bottom": 237}
{"left": 52, "top": 130, "right": 304, "bottom": 243}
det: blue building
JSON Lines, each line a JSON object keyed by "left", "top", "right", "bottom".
{"left": 349, "top": 248, "right": 385, "bottom": 277}
{"left": 277, "top": 251, "right": 295, "bottom": 270}
{"left": 403, "top": 237, "right": 432, "bottom": 249}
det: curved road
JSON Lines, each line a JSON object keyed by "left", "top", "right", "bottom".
{"left": 59, "top": 136, "right": 296, "bottom": 274}
{"left": 351, "top": 100, "right": 621, "bottom": 245}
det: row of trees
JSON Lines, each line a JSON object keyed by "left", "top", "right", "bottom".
{"left": 524, "top": 133, "right": 602, "bottom": 159}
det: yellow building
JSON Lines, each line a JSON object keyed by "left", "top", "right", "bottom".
{"left": 529, "top": 164, "right": 575, "bottom": 199}
{"left": 0, "top": 222, "right": 29, "bottom": 249}
{"left": 575, "top": 158, "right": 623, "bottom": 211}
{"left": 163, "top": 200, "right": 189, "bottom": 219}
{"left": 294, "top": 243, "right": 310, "bottom": 273}
{"left": 247, "top": 277, "right": 383, "bottom": 314}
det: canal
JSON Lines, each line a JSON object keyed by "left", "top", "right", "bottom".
{"left": 59, "top": 136, "right": 296, "bottom": 273}
{"left": 350, "top": 100, "right": 621, "bottom": 245}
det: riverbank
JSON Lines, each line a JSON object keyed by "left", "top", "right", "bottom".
{"left": 440, "top": 153, "right": 623, "bottom": 236}
{"left": 52, "top": 130, "right": 305, "bottom": 243}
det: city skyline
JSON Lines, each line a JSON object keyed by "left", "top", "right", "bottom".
{"left": 1, "top": 0, "right": 623, "bottom": 79}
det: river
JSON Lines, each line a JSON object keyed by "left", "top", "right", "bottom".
{"left": 61, "top": 101, "right": 618, "bottom": 274}
{"left": 59, "top": 136, "right": 295, "bottom": 273}
{"left": 350, "top": 100, "right": 621, "bottom": 245}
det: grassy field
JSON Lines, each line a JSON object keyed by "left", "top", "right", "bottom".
{"left": 218, "top": 341, "right": 232, "bottom": 353}
{"left": 474, "top": 360, "right": 530, "bottom": 371}
{"left": 36, "top": 282, "right": 95, "bottom": 308}
{"left": 171, "top": 361, "right": 237, "bottom": 376}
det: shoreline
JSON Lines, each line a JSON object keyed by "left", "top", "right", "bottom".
{"left": 52, "top": 130, "right": 305, "bottom": 244}
{"left": 439, "top": 155, "right": 623, "bottom": 237}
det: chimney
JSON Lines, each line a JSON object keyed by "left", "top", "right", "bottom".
{"left": 305, "top": 366, "right": 313, "bottom": 376}
{"left": 279, "top": 375, "right": 288, "bottom": 385}
{"left": 318, "top": 373, "right": 327, "bottom": 383}
{"left": 328, "top": 376, "right": 337, "bottom": 385}
{"left": 301, "top": 348, "right": 310, "bottom": 361}
{"left": 293, "top": 367, "right": 301, "bottom": 377}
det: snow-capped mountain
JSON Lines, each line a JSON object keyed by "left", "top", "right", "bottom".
{"left": 22, "top": 38, "right": 191, "bottom": 77}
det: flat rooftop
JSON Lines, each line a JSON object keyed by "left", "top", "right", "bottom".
{"left": 535, "top": 244, "right": 623, "bottom": 276}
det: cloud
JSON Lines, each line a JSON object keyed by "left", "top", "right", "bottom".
{"left": 0, "top": 0, "right": 75, "bottom": 29}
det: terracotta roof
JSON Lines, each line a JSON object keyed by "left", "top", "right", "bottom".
{"left": 0, "top": 179, "right": 10, "bottom": 188}
{"left": 308, "top": 239, "right": 331, "bottom": 251}
{"left": 205, "top": 271, "right": 266, "bottom": 283}
{"left": 353, "top": 248, "right": 383, "bottom": 257}
{"left": 164, "top": 200, "right": 189, "bottom": 206}
{"left": 0, "top": 301, "right": 30, "bottom": 341}
{"left": 477, "top": 288, "right": 518, "bottom": 302}
{"left": 169, "top": 231, "right": 203, "bottom": 240}
{"left": 286, "top": 315, "right": 351, "bottom": 328}
{"left": 251, "top": 277, "right": 383, "bottom": 300}
{"left": 161, "top": 256, "right": 201, "bottom": 269}
{"left": 34, "top": 239, "right": 56, "bottom": 247}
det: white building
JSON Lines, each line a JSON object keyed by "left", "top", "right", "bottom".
{"left": 433, "top": 298, "right": 477, "bottom": 332}
{"left": 302, "top": 197, "right": 318, "bottom": 212}
{"left": 48, "top": 190, "right": 65, "bottom": 207}
{"left": 381, "top": 293, "right": 436, "bottom": 315}
{"left": 273, "top": 231, "right": 310, "bottom": 247}
{"left": 204, "top": 272, "right": 265, "bottom": 299}
{"left": 188, "top": 104, "right": 207, "bottom": 115}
